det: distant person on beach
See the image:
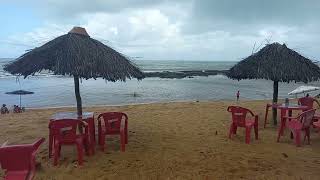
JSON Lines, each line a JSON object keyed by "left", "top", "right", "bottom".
{"left": 1, "top": 104, "right": 9, "bottom": 114}
{"left": 236, "top": 91, "right": 240, "bottom": 101}
{"left": 13, "top": 105, "right": 18, "bottom": 113}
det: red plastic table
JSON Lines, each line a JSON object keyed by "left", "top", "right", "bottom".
{"left": 48, "top": 112, "right": 95, "bottom": 158}
{"left": 264, "top": 103, "right": 309, "bottom": 127}
{"left": 276, "top": 104, "right": 309, "bottom": 141}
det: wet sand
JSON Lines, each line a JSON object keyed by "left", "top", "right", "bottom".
{"left": 0, "top": 100, "right": 320, "bottom": 179}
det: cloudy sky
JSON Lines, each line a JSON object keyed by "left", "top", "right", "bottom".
{"left": 1, "top": 0, "right": 319, "bottom": 61}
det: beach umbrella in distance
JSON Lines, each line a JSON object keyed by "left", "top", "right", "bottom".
{"left": 4, "top": 27, "right": 144, "bottom": 115}
{"left": 288, "top": 86, "right": 320, "bottom": 96}
{"left": 5, "top": 90, "right": 34, "bottom": 107}
{"left": 227, "top": 43, "right": 320, "bottom": 125}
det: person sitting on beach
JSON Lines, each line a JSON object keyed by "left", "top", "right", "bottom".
{"left": 13, "top": 105, "right": 22, "bottom": 113}
{"left": 298, "top": 93, "right": 320, "bottom": 109}
{"left": 1, "top": 104, "right": 9, "bottom": 114}
{"left": 13, "top": 105, "right": 18, "bottom": 113}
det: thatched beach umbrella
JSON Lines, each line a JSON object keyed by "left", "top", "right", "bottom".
{"left": 228, "top": 43, "right": 320, "bottom": 125}
{"left": 4, "top": 27, "right": 144, "bottom": 115}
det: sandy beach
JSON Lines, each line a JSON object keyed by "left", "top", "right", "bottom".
{"left": 1, "top": 100, "right": 320, "bottom": 179}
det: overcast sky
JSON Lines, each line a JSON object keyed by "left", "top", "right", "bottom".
{"left": 1, "top": 0, "right": 319, "bottom": 61}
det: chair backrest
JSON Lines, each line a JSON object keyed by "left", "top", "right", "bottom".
{"left": 227, "top": 106, "right": 254, "bottom": 127}
{"left": 0, "top": 138, "right": 44, "bottom": 171}
{"left": 49, "top": 119, "right": 79, "bottom": 142}
{"left": 298, "top": 97, "right": 314, "bottom": 110}
{"left": 298, "top": 109, "right": 316, "bottom": 129}
{"left": 98, "top": 112, "right": 128, "bottom": 132}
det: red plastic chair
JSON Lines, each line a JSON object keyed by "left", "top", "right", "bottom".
{"left": 0, "top": 138, "right": 45, "bottom": 180}
{"left": 227, "top": 106, "right": 259, "bottom": 144}
{"left": 49, "top": 119, "right": 90, "bottom": 166}
{"left": 298, "top": 97, "right": 315, "bottom": 110}
{"left": 279, "top": 109, "right": 316, "bottom": 147}
{"left": 98, "top": 112, "right": 128, "bottom": 152}
{"left": 298, "top": 97, "right": 320, "bottom": 125}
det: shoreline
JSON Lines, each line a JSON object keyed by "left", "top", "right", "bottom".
{"left": 24, "top": 99, "right": 280, "bottom": 110}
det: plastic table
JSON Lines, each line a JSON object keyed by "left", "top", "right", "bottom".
{"left": 264, "top": 103, "right": 309, "bottom": 128}
{"left": 276, "top": 104, "right": 309, "bottom": 140}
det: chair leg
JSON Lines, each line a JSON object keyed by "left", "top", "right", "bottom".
{"left": 83, "top": 138, "right": 90, "bottom": 156}
{"left": 98, "top": 124, "right": 103, "bottom": 151}
{"left": 254, "top": 124, "right": 258, "bottom": 140}
{"left": 58, "top": 145, "right": 61, "bottom": 157}
{"left": 290, "top": 132, "right": 294, "bottom": 139}
{"left": 76, "top": 142, "right": 84, "bottom": 166}
{"left": 228, "top": 124, "right": 234, "bottom": 139}
{"left": 88, "top": 137, "right": 94, "bottom": 156}
{"left": 125, "top": 128, "right": 128, "bottom": 144}
{"left": 277, "top": 125, "right": 283, "bottom": 142}
{"left": 49, "top": 132, "right": 53, "bottom": 158}
{"left": 233, "top": 126, "right": 238, "bottom": 134}
{"left": 53, "top": 142, "right": 60, "bottom": 166}
{"left": 125, "top": 123, "right": 128, "bottom": 144}
{"left": 120, "top": 134, "right": 126, "bottom": 152}
{"left": 245, "top": 127, "right": 251, "bottom": 144}
{"left": 87, "top": 135, "right": 95, "bottom": 155}
{"left": 305, "top": 128, "right": 310, "bottom": 145}
{"left": 254, "top": 115, "right": 259, "bottom": 140}
{"left": 100, "top": 135, "right": 105, "bottom": 152}
{"left": 98, "top": 133, "right": 102, "bottom": 146}
{"left": 277, "top": 117, "right": 286, "bottom": 142}
{"left": 294, "top": 130, "right": 301, "bottom": 147}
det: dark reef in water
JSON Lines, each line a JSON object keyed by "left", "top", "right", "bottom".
{"left": 144, "top": 70, "right": 229, "bottom": 79}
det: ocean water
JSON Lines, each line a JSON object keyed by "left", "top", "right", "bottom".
{"left": 0, "top": 58, "right": 319, "bottom": 108}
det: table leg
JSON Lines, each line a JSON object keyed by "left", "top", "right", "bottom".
{"left": 289, "top": 110, "right": 294, "bottom": 139}
{"left": 280, "top": 109, "right": 287, "bottom": 136}
{"left": 277, "top": 109, "right": 286, "bottom": 142}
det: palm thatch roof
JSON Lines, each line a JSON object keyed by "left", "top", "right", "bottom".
{"left": 4, "top": 27, "right": 144, "bottom": 81}
{"left": 228, "top": 43, "right": 320, "bottom": 83}
{"left": 4, "top": 27, "right": 144, "bottom": 115}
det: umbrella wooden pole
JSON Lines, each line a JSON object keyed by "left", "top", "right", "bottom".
{"left": 272, "top": 81, "right": 279, "bottom": 125}
{"left": 74, "top": 76, "right": 82, "bottom": 116}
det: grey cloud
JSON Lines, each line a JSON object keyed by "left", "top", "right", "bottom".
{"left": 183, "top": 0, "right": 320, "bottom": 34}
{"left": 32, "top": 0, "right": 187, "bottom": 20}
{"left": 194, "top": 0, "right": 320, "bottom": 23}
